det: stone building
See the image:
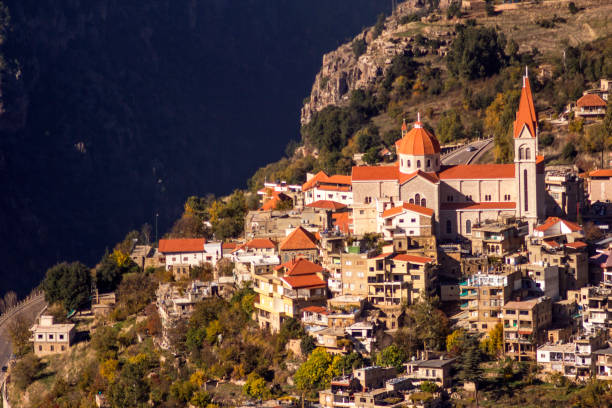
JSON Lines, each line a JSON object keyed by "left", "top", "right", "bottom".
{"left": 31, "top": 315, "right": 76, "bottom": 356}
{"left": 503, "top": 296, "right": 552, "bottom": 361}
{"left": 278, "top": 226, "right": 319, "bottom": 263}
{"left": 349, "top": 72, "right": 545, "bottom": 238}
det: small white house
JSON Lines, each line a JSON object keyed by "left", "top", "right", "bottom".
{"left": 159, "top": 238, "right": 222, "bottom": 271}
{"left": 378, "top": 202, "right": 434, "bottom": 238}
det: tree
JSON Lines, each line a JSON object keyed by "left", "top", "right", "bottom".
{"left": 352, "top": 38, "right": 367, "bottom": 58}
{"left": 3, "top": 291, "right": 17, "bottom": 309}
{"left": 42, "top": 261, "right": 92, "bottom": 311}
{"left": 190, "top": 390, "right": 213, "bottom": 408}
{"left": 376, "top": 345, "right": 407, "bottom": 371}
{"left": 294, "top": 348, "right": 340, "bottom": 402}
{"left": 404, "top": 295, "right": 449, "bottom": 351}
{"left": 481, "top": 322, "right": 503, "bottom": 357}
{"left": 109, "top": 361, "right": 150, "bottom": 408}
{"left": 363, "top": 146, "right": 381, "bottom": 165}
{"left": 568, "top": 2, "right": 579, "bottom": 14}
{"left": 301, "top": 335, "right": 316, "bottom": 356}
{"left": 91, "top": 326, "right": 119, "bottom": 360}
{"left": 8, "top": 316, "right": 32, "bottom": 357}
{"left": 96, "top": 250, "right": 139, "bottom": 293}
{"left": 217, "top": 258, "right": 234, "bottom": 277}
{"left": 372, "top": 13, "right": 385, "bottom": 39}
{"left": 437, "top": 109, "right": 464, "bottom": 143}
{"left": 446, "top": 329, "right": 467, "bottom": 356}
{"left": 447, "top": 26, "right": 507, "bottom": 79}
{"left": 244, "top": 372, "right": 271, "bottom": 400}
{"left": 457, "top": 335, "right": 484, "bottom": 404}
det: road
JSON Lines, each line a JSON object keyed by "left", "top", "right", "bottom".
{"left": 441, "top": 139, "right": 493, "bottom": 166}
{"left": 0, "top": 295, "right": 47, "bottom": 385}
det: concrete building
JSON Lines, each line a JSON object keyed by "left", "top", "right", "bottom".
{"left": 537, "top": 333, "right": 606, "bottom": 379}
{"left": 405, "top": 357, "right": 455, "bottom": 388}
{"left": 253, "top": 258, "right": 327, "bottom": 332}
{"left": 470, "top": 217, "right": 528, "bottom": 257}
{"left": 575, "top": 93, "right": 607, "bottom": 119}
{"left": 350, "top": 73, "right": 545, "bottom": 238}
{"left": 502, "top": 297, "right": 552, "bottom": 361}
{"left": 460, "top": 268, "right": 522, "bottom": 333}
{"left": 339, "top": 251, "right": 370, "bottom": 297}
{"left": 544, "top": 166, "right": 585, "bottom": 221}
{"left": 31, "top": 315, "right": 76, "bottom": 356}
{"left": 378, "top": 202, "right": 434, "bottom": 239}
{"left": 586, "top": 169, "right": 612, "bottom": 204}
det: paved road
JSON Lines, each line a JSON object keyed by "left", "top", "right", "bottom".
{"left": 0, "top": 295, "right": 47, "bottom": 385}
{"left": 441, "top": 139, "right": 492, "bottom": 166}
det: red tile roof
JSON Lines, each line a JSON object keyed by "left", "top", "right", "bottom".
{"left": 352, "top": 164, "right": 399, "bottom": 181}
{"left": 222, "top": 242, "right": 238, "bottom": 250}
{"left": 440, "top": 202, "right": 516, "bottom": 211}
{"left": 565, "top": 241, "right": 587, "bottom": 249}
{"left": 373, "top": 252, "right": 394, "bottom": 259}
{"left": 316, "top": 185, "right": 351, "bottom": 192}
{"left": 302, "top": 306, "right": 329, "bottom": 315}
{"left": 393, "top": 254, "right": 434, "bottom": 264}
{"left": 279, "top": 226, "right": 319, "bottom": 251}
{"left": 382, "top": 202, "right": 434, "bottom": 218}
{"left": 326, "top": 175, "right": 352, "bottom": 185}
{"left": 543, "top": 239, "right": 561, "bottom": 248}
{"left": 306, "top": 200, "right": 348, "bottom": 211}
{"left": 236, "top": 238, "right": 276, "bottom": 251}
{"left": 302, "top": 171, "right": 328, "bottom": 191}
{"left": 590, "top": 169, "right": 612, "bottom": 178}
{"left": 395, "top": 122, "right": 441, "bottom": 155}
{"left": 281, "top": 274, "right": 327, "bottom": 289}
{"left": 399, "top": 170, "right": 439, "bottom": 185}
{"left": 438, "top": 164, "right": 515, "bottom": 179}
{"left": 159, "top": 238, "right": 205, "bottom": 253}
{"left": 277, "top": 258, "right": 324, "bottom": 276}
{"left": 332, "top": 212, "right": 351, "bottom": 234}
{"left": 514, "top": 74, "right": 538, "bottom": 139}
{"left": 302, "top": 171, "right": 351, "bottom": 191}
{"left": 577, "top": 93, "right": 606, "bottom": 107}
{"left": 534, "top": 217, "right": 582, "bottom": 233}
{"left": 259, "top": 191, "right": 292, "bottom": 211}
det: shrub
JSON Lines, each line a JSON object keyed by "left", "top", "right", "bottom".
{"left": 12, "top": 354, "right": 42, "bottom": 389}
{"left": 568, "top": 2, "right": 579, "bottom": 14}
{"left": 352, "top": 38, "right": 367, "bottom": 58}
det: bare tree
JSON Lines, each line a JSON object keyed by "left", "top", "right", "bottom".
{"left": 0, "top": 298, "right": 5, "bottom": 314}
{"left": 4, "top": 291, "right": 18, "bottom": 309}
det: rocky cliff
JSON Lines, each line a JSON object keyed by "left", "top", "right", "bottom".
{"left": 301, "top": 0, "right": 455, "bottom": 124}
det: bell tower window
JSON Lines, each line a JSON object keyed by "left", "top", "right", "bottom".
{"left": 524, "top": 169, "right": 529, "bottom": 211}
{"left": 417, "top": 160, "right": 421, "bottom": 168}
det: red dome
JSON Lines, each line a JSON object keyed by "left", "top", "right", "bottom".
{"left": 395, "top": 122, "right": 441, "bottom": 156}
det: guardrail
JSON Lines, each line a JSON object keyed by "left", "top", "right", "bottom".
{"left": 440, "top": 137, "right": 492, "bottom": 159}
{"left": 0, "top": 291, "right": 45, "bottom": 328}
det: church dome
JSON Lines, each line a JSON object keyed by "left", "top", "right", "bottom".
{"left": 395, "top": 121, "right": 441, "bottom": 156}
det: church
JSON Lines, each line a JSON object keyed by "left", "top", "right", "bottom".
{"left": 350, "top": 71, "right": 545, "bottom": 239}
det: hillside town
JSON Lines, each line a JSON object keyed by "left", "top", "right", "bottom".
{"left": 41, "top": 71, "right": 608, "bottom": 406}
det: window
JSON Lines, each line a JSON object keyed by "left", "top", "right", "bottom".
{"left": 421, "top": 198, "right": 426, "bottom": 207}
{"left": 466, "top": 195, "right": 472, "bottom": 201}
{"left": 411, "top": 218, "right": 416, "bottom": 223}
{"left": 401, "top": 159, "right": 404, "bottom": 166}
{"left": 39, "top": 346, "right": 42, "bottom": 351}
{"left": 61, "top": 345, "right": 65, "bottom": 351}
{"left": 447, "top": 195, "right": 454, "bottom": 202}
{"left": 328, "top": 194, "right": 333, "bottom": 199}
{"left": 525, "top": 147, "right": 531, "bottom": 160}
{"left": 50, "top": 345, "right": 54, "bottom": 351}
{"left": 359, "top": 210, "right": 364, "bottom": 215}
{"left": 183, "top": 256, "right": 188, "bottom": 261}
{"left": 346, "top": 271, "right": 352, "bottom": 277}
{"left": 524, "top": 169, "right": 529, "bottom": 211}
{"left": 342, "top": 195, "right": 347, "bottom": 200}
{"left": 49, "top": 334, "right": 54, "bottom": 340}
{"left": 172, "top": 257, "right": 176, "bottom": 262}
{"left": 37, "top": 334, "right": 43, "bottom": 340}
{"left": 415, "top": 194, "right": 420, "bottom": 205}
{"left": 407, "top": 160, "right": 411, "bottom": 167}
{"left": 466, "top": 219, "right": 472, "bottom": 234}
{"left": 358, "top": 272, "right": 364, "bottom": 278}
{"left": 417, "top": 160, "right": 421, "bottom": 168}
{"left": 446, "top": 220, "right": 452, "bottom": 234}
{"left": 427, "top": 159, "right": 431, "bottom": 167}
{"left": 409, "top": 199, "right": 414, "bottom": 204}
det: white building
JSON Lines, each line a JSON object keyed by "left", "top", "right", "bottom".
{"left": 159, "top": 238, "right": 222, "bottom": 271}
{"left": 377, "top": 201, "right": 434, "bottom": 238}
{"left": 31, "top": 315, "right": 76, "bottom": 356}
{"left": 303, "top": 171, "right": 353, "bottom": 206}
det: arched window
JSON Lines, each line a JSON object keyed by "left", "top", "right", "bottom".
{"left": 524, "top": 169, "right": 529, "bottom": 211}
{"left": 519, "top": 146, "right": 524, "bottom": 160}
{"left": 466, "top": 220, "right": 472, "bottom": 234}
{"left": 427, "top": 159, "right": 431, "bottom": 168}
{"left": 446, "top": 220, "right": 452, "bottom": 234}
{"left": 415, "top": 194, "right": 421, "bottom": 205}
{"left": 407, "top": 160, "right": 411, "bottom": 167}
{"left": 417, "top": 160, "right": 421, "bottom": 168}
{"left": 409, "top": 198, "right": 414, "bottom": 204}
{"left": 401, "top": 159, "right": 404, "bottom": 167}
{"left": 421, "top": 198, "right": 426, "bottom": 207}
{"left": 525, "top": 147, "right": 531, "bottom": 160}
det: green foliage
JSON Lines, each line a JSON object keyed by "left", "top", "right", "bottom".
{"left": 352, "top": 38, "right": 367, "bottom": 58}
{"left": 372, "top": 13, "right": 386, "bottom": 39}
{"left": 301, "top": 335, "right": 316, "bottom": 356}
{"left": 536, "top": 15, "right": 566, "bottom": 29}
{"left": 446, "top": 0, "right": 462, "bottom": 19}
{"left": 420, "top": 381, "right": 440, "bottom": 393}
{"left": 539, "top": 132, "right": 554, "bottom": 148}
{"left": 43, "top": 261, "right": 92, "bottom": 311}
{"left": 116, "top": 272, "right": 156, "bottom": 315}
{"left": 569, "top": 117, "right": 584, "bottom": 134}
{"left": 570, "top": 379, "right": 612, "bottom": 407}
{"left": 109, "top": 360, "right": 150, "bottom": 408}
{"left": 583, "top": 123, "right": 610, "bottom": 154}
{"left": 446, "top": 328, "right": 467, "bottom": 355}
{"left": 457, "top": 334, "right": 484, "bottom": 386}
{"left": 355, "top": 125, "right": 381, "bottom": 153}
{"left": 605, "top": 100, "right": 612, "bottom": 136}
{"left": 561, "top": 142, "right": 578, "bottom": 161}
{"left": 91, "top": 325, "right": 119, "bottom": 360}
{"left": 376, "top": 345, "right": 407, "bottom": 371}
{"left": 436, "top": 109, "right": 464, "bottom": 143}
{"left": 399, "top": 13, "right": 421, "bottom": 25}
{"left": 190, "top": 390, "right": 213, "bottom": 408}
{"left": 96, "top": 250, "right": 140, "bottom": 293}
{"left": 8, "top": 316, "right": 32, "bottom": 357}
{"left": 363, "top": 146, "right": 381, "bottom": 165}
{"left": 403, "top": 295, "right": 449, "bottom": 351}
{"left": 446, "top": 26, "right": 507, "bottom": 79}
{"left": 294, "top": 348, "right": 341, "bottom": 393}
{"left": 11, "top": 354, "right": 42, "bottom": 390}
{"left": 244, "top": 372, "right": 271, "bottom": 400}
{"left": 485, "top": 89, "right": 521, "bottom": 163}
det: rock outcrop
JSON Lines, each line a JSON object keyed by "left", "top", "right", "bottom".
{"left": 301, "top": 0, "right": 455, "bottom": 124}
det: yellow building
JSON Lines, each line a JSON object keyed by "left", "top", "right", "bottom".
{"left": 253, "top": 258, "right": 327, "bottom": 332}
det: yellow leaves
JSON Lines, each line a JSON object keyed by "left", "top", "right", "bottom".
{"left": 127, "top": 353, "right": 147, "bottom": 365}
{"left": 208, "top": 200, "right": 223, "bottom": 224}
{"left": 112, "top": 249, "right": 130, "bottom": 268}
{"left": 190, "top": 369, "right": 208, "bottom": 388}
{"left": 484, "top": 92, "right": 505, "bottom": 132}
{"left": 99, "top": 359, "right": 119, "bottom": 383}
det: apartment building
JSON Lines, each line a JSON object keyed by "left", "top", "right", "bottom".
{"left": 319, "top": 366, "right": 397, "bottom": 408}
{"left": 366, "top": 253, "right": 436, "bottom": 307}
{"left": 537, "top": 333, "right": 607, "bottom": 379}
{"left": 593, "top": 346, "right": 612, "bottom": 380}
{"left": 339, "top": 251, "right": 370, "bottom": 297}
{"left": 253, "top": 257, "right": 327, "bottom": 332}
{"left": 544, "top": 166, "right": 584, "bottom": 221}
{"left": 303, "top": 171, "right": 353, "bottom": 207}
{"left": 570, "top": 286, "right": 612, "bottom": 336}
{"left": 502, "top": 297, "right": 552, "bottom": 361}
{"left": 378, "top": 202, "right": 434, "bottom": 239}
{"left": 460, "top": 268, "right": 522, "bottom": 333}
{"left": 31, "top": 315, "right": 76, "bottom": 356}
{"left": 470, "top": 217, "right": 528, "bottom": 257}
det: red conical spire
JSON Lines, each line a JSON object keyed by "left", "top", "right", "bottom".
{"left": 513, "top": 67, "right": 538, "bottom": 139}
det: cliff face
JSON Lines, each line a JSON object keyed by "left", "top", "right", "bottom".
{"left": 301, "top": 0, "right": 454, "bottom": 124}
